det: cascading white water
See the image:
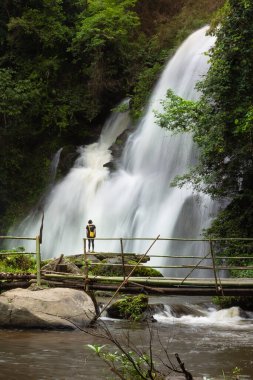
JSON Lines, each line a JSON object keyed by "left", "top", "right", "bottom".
{"left": 49, "top": 148, "right": 63, "bottom": 185}
{"left": 11, "top": 26, "right": 219, "bottom": 275}
{"left": 153, "top": 304, "right": 253, "bottom": 327}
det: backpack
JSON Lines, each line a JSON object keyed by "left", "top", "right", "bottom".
{"left": 87, "top": 224, "right": 95, "bottom": 238}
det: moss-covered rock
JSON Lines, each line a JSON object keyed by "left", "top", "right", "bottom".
{"left": 107, "top": 294, "right": 149, "bottom": 321}
{"left": 41, "top": 257, "right": 82, "bottom": 275}
{"left": 213, "top": 296, "right": 253, "bottom": 312}
{"left": 90, "top": 255, "right": 162, "bottom": 278}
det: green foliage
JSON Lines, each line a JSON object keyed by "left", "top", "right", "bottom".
{"left": 131, "top": 63, "right": 162, "bottom": 119}
{"left": 115, "top": 294, "right": 148, "bottom": 321}
{"left": 213, "top": 295, "right": 253, "bottom": 311}
{"left": 156, "top": 0, "right": 253, "bottom": 249}
{"left": 90, "top": 259, "right": 162, "bottom": 277}
{"left": 130, "top": 0, "right": 225, "bottom": 119}
{"left": 0, "top": 248, "right": 36, "bottom": 273}
{"left": 87, "top": 343, "right": 158, "bottom": 380}
{"left": 0, "top": 68, "right": 41, "bottom": 120}
{"left": 7, "top": 2, "right": 71, "bottom": 50}
{"left": 90, "top": 261, "right": 122, "bottom": 277}
{"left": 127, "top": 260, "right": 163, "bottom": 277}
{"left": 155, "top": 89, "right": 199, "bottom": 133}
{"left": 71, "top": 0, "right": 142, "bottom": 119}
{"left": 72, "top": 0, "right": 139, "bottom": 51}
{"left": 86, "top": 321, "right": 193, "bottom": 380}
{"left": 0, "top": 0, "right": 224, "bottom": 234}
{"left": 157, "top": 0, "right": 253, "bottom": 196}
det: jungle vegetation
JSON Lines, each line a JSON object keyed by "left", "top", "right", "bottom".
{"left": 0, "top": 0, "right": 224, "bottom": 234}
{"left": 156, "top": 0, "right": 253, "bottom": 275}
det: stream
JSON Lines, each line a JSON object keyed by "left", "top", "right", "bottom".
{"left": 0, "top": 296, "right": 252, "bottom": 380}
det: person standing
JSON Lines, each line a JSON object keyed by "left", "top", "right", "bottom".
{"left": 86, "top": 219, "right": 96, "bottom": 252}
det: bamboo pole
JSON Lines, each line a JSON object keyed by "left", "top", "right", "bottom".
{"left": 210, "top": 239, "right": 224, "bottom": 296}
{"left": 87, "top": 262, "right": 253, "bottom": 270}
{"left": 91, "top": 234, "right": 161, "bottom": 322}
{"left": 36, "top": 236, "right": 41, "bottom": 286}
{"left": 120, "top": 238, "right": 126, "bottom": 281}
{"left": 83, "top": 252, "right": 253, "bottom": 260}
{"left": 0, "top": 236, "right": 36, "bottom": 240}
{"left": 42, "top": 272, "right": 253, "bottom": 284}
{"left": 87, "top": 284, "right": 253, "bottom": 296}
{"left": 179, "top": 250, "right": 211, "bottom": 286}
{"left": 88, "top": 236, "right": 253, "bottom": 242}
{"left": 0, "top": 252, "right": 36, "bottom": 256}
{"left": 209, "top": 239, "right": 219, "bottom": 293}
{"left": 0, "top": 273, "right": 36, "bottom": 280}
{"left": 0, "top": 281, "right": 31, "bottom": 290}
{"left": 83, "top": 238, "right": 89, "bottom": 290}
{"left": 41, "top": 273, "right": 253, "bottom": 287}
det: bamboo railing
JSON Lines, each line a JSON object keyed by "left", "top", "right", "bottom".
{"left": 83, "top": 236, "right": 253, "bottom": 294}
{"left": 0, "top": 235, "right": 252, "bottom": 293}
{"left": 0, "top": 235, "right": 41, "bottom": 286}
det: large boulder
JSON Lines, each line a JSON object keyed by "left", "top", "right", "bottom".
{"left": 0, "top": 287, "right": 96, "bottom": 329}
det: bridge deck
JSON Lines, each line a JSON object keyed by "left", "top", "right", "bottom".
{"left": 87, "top": 276, "right": 253, "bottom": 295}
{"left": 42, "top": 273, "right": 253, "bottom": 296}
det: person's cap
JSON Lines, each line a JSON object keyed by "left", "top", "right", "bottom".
{"left": 88, "top": 219, "right": 92, "bottom": 224}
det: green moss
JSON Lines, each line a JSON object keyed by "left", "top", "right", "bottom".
{"left": 213, "top": 296, "right": 253, "bottom": 311}
{"left": 90, "top": 262, "right": 123, "bottom": 277}
{"left": 0, "top": 250, "right": 36, "bottom": 274}
{"left": 66, "top": 256, "right": 84, "bottom": 268}
{"left": 90, "top": 259, "right": 162, "bottom": 277}
{"left": 41, "top": 259, "right": 53, "bottom": 267}
{"left": 127, "top": 260, "right": 162, "bottom": 277}
{"left": 114, "top": 294, "right": 148, "bottom": 321}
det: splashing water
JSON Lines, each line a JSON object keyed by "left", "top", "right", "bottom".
{"left": 153, "top": 305, "right": 253, "bottom": 329}
{"left": 11, "top": 26, "right": 219, "bottom": 275}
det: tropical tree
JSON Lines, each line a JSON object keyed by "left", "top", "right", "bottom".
{"left": 156, "top": 0, "right": 253, "bottom": 240}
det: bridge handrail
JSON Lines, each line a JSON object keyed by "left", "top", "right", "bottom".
{"left": 88, "top": 252, "right": 253, "bottom": 260}
{"left": 0, "top": 235, "right": 41, "bottom": 285}
{"left": 83, "top": 236, "right": 253, "bottom": 295}
{"left": 0, "top": 236, "right": 37, "bottom": 240}
{"left": 86, "top": 237, "right": 253, "bottom": 241}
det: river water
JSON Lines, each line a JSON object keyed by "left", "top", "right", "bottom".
{"left": 0, "top": 296, "right": 252, "bottom": 380}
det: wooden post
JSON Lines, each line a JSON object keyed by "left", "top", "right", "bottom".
{"left": 120, "top": 238, "right": 126, "bottom": 281}
{"left": 36, "top": 236, "right": 41, "bottom": 286}
{"left": 209, "top": 239, "right": 219, "bottom": 293}
{"left": 94, "top": 234, "right": 161, "bottom": 322}
{"left": 84, "top": 238, "right": 89, "bottom": 290}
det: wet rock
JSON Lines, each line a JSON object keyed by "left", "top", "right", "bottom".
{"left": 147, "top": 303, "right": 165, "bottom": 314}
{"left": 0, "top": 287, "right": 96, "bottom": 329}
{"left": 41, "top": 257, "right": 83, "bottom": 275}
{"left": 86, "top": 254, "right": 101, "bottom": 263}
{"left": 105, "top": 256, "right": 123, "bottom": 265}
{"left": 107, "top": 294, "right": 149, "bottom": 320}
{"left": 170, "top": 304, "right": 206, "bottom": 317}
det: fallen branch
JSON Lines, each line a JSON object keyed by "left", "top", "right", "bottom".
{"left": 0, "top": 273, "right": 36, "bottom": 280}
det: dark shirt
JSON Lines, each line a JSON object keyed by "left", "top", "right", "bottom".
{"left": 86, "top": 224, "right": 96, "bottom": 238}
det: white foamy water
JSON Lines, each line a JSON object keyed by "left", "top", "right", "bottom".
{"left": 10, "top": 26, "right": 219, "bottom": 276}
{"left": 154, "top": 305, "right": 253, "bottom": 329}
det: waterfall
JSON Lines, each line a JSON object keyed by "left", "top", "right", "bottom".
{"left": 49, "top": 148, "right": 63, "bottom": 185}
{"left": 11, "top": 26, "right": 219, "bottom": 276}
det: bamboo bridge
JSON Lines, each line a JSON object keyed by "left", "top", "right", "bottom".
{"left": 1, "top": 235, "right": 253, "bottom": 296}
